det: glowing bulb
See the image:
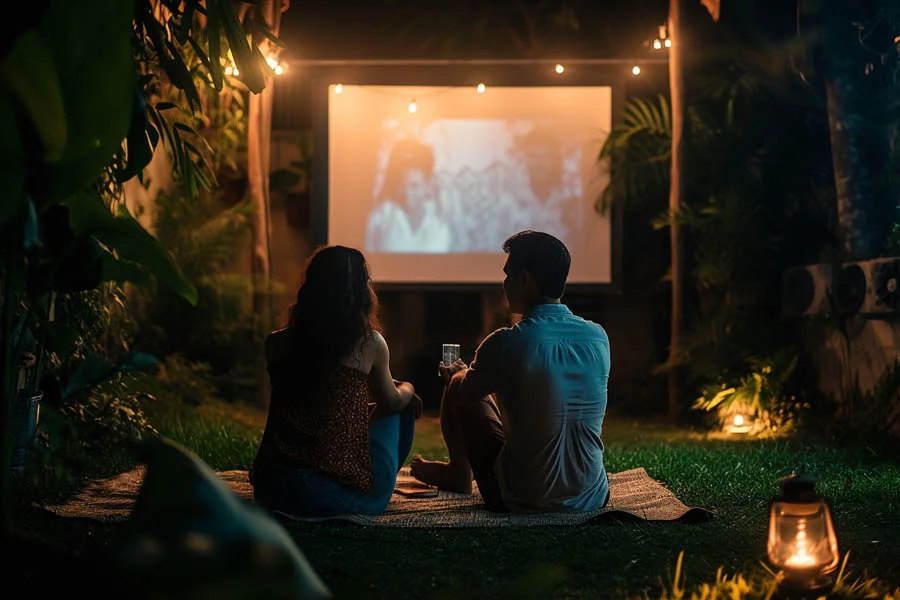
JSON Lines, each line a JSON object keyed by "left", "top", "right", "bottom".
{"left": 408, "top": 99, "right": 417, "bottom": 114}
{"left": 733, "top": 415, "right": 745, "bottom": 427}
{"left": 334, "top": 83, "right": 343, "bottom": 94}
{"left": 632, "top": 65, "right": 641, "bottom": 76}
{"left": 232, "top": 67, "right": 239, "bottom": 76}
{"left": 225, "top": 66, "right": 234, "bottom": 76}
{"left": 554, "top": 63, "right": 565, "bottom": 74}
{"left": 476, "top": 82, "right": 486, "bottom": 93}
{"left": 266, "top": 56, "right": 278, "bottom": 69}
{"left": 274, "top": 64, "right": 284, "bottom": 75}
{"left": 665, "top": 38, "right": 672, "bottom": 48}
{"left": 653, "top": 39, "right": 662, "bottom": 50}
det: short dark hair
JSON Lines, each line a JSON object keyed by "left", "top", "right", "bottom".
{"left": 502, "top": 230, "right": 571, "bottom": 298}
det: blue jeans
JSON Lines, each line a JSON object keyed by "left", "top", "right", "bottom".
{"left": 252, "top": 405, "right": 416, "bottom": 517}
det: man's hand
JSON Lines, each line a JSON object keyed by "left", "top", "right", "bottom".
{"left": 438, "top": 358, "right": 467, "bottom": 386}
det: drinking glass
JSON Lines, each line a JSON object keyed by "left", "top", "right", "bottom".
{"left": 441, "top": 343, "right": 460, "bottom": 374}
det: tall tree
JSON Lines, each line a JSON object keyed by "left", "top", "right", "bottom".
{"left": 819, "top": 0, "right": 893, "bottom": 261}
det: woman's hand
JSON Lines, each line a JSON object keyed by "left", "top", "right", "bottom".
{"left": 409, "top": 393, "right": 424, "bottom": 419}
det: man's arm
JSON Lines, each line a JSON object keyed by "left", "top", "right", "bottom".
{"left": 453, "top": 329, "right": 506, "bottom": 407}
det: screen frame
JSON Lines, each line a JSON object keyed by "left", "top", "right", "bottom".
{"left": 308, "top": 60, "right": 629, "bottom": 293}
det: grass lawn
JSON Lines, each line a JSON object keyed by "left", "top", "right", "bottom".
{"left": 142, "top": 400, "right": 900, "bottom": 599}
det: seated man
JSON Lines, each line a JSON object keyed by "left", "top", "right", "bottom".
{"left": 411, "top": 230, "right": 611, "bottom": 512}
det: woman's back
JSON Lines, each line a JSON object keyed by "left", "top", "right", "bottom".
{"left": 253, "top": 329, "right": 375, "bottom": 492}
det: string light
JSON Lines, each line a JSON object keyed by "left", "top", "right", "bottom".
{"left": 665, "top": 38, "right": 672, "bottom": 48}
{"left": 225, "top": 65, "right": 239, "bottom": 76}
{"left": 334, "top": 83, "right": 343, "bottom": 94}
{"left": 476, "top": 82, "right": 486, "bottom": 93}
{"left": 408, "top": 99, "right": 417, "bottom": 113}
{"left": 265, "top": 55, "right": 286, "bottom": 76}
{"left": 632, "top": 65, "right": 641, "bottom": 75}
{"left": 653, "top": 39, "right": 662, "bottom": 50}
{"left": 554, "top": 63, "right": 565, "bottom": 74}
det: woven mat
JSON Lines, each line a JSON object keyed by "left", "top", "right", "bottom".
{"left": 41, "top": 466, "right": 713, "bottom": 527}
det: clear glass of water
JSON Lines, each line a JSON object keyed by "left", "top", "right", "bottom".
{"left": 442, "top": 343, "right": 460, "bottom": 370}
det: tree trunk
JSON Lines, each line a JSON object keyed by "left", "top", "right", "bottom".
{"left": 667, "top": 0, "right": 686, "bottom": 421}
{"left": 821, "top": 1, "right": 892, "bottom": 261}
{"left": 247, "top": 0, "right": 284, "bottom": 408}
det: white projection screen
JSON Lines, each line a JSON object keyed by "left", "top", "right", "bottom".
{"left": 316, "top": 78, "right": 618, "bottom": 287}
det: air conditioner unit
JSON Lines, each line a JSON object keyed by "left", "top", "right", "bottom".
{"left": 781, "top": 263, "right": 838, "bottom": 317}
{"left": 833, "top": 257, "right": 900, "bottom": 316}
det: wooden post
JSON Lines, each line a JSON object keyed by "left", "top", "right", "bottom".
{"left": 247, "top": 0, "right": 285, "bottom": 408}
{"left": 667, "top": 0, "right": 686, "bottom": 421}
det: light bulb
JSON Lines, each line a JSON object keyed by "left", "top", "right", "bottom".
{"left": 665, "top": 38, "right": 672, "bottom": 48}
{"left": 225, "top": 66, "right": 234, "bottom": 76}
{"left": 408, "top": 99, "right": 417, "bottom": 114}
{"left": 632, "top": 65, "right": 641, "bottom": 75}
{"left": 653, "top": 39, "right": 662, "bottom": 50}
{"left": 274, "top": 64, "right": 284, "bottom": 75}
{"left": 554, "top": 63, "right": 565, "bottom": 74}
{"left": 733, "top": 415, "right": 745, "bottom": 427}
{"left": 334, "top": 83, "right": 343, "bottom": 94}
{"left": 476, "top": 82, "right": 486, "bottom": 93}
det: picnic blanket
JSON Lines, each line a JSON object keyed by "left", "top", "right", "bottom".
{"left": 41, "top": 466, "right": 713, "bottom": 527}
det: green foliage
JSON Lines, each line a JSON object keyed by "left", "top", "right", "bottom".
{"left": 142, "top": 354, "right": 220, "bottom": 408}
{"left": 0, "top": 0, "right": 279, "bottom": 528}
{"left": 827, "top": 359, "right": 900, "bottom": 442}
{"left": 131, "top": 186, "right": 265, "bottom": 401}
{"left": 693, "top": 350, "right": 806, "bottom": 436}
{"left": 597, "top": 56, "right": 835, "bottom": 425}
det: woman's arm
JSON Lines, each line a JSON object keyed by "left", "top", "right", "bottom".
{"left": 367, "top": 331, "right": 415, "bottom": 416}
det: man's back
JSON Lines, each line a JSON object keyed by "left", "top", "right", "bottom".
{"left": 474, "top": 303, "right": 610, "bottom": 512}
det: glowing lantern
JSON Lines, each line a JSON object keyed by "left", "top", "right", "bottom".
{"left": 767, "top": 474, "right": 839, "bottom": 595}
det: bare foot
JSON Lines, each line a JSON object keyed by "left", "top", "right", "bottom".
{"left": 409, "top": 456, "right": 473, "bottom": 494}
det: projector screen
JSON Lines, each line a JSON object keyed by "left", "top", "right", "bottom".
{"left": 325, "top": 84, "right": 613, "bottom": 285}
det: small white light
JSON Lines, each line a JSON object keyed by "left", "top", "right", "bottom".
{"left": 665, "top": 38, "right": 673, "bottom": 48}
{"left": 225, "top": 66, "right": 234, "bottom": 76}
{"left": 334, "top": 83, "right": 343, "bottom": 94}
{"left": 408, "top": 99, "right": 417, "bottom": 114}
{"left": 653, "top": 39, "right": 662, "bottom": 50}
{"left": 632, "top": 65, "right": 641, "bottom": 75}
{"left": 476, "top": 83, "right": 486, "bottom": 93}
{"left": 554, "top": 63, "right": 565, "bottom": 74}
{"left": 274, "top": 64, "right": 284, "bottom": 76}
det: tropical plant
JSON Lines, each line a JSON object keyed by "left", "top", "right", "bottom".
{"left": 0, "top": 0, "right": 280, "bottom": 532}
{"left": 597, "top": 54, "right": 835, "bottom": 423}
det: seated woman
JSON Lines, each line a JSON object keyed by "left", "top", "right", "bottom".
{"left": 249, "top": 245, "right": 422, "bottom": 517}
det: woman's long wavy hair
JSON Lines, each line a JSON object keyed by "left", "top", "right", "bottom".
{"left": 286, "top": 245, "right": 381, "bottom": 365}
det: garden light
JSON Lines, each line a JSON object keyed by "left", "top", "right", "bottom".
{"left": 725, "top": 411, "right": 752, "bottom": 434}
{"left": 767, "top": 474, "right": 839, "bottom": 596}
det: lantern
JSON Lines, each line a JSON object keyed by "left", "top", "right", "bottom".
{"left": 767, "top": 474, "right": 839, "bottom": 595}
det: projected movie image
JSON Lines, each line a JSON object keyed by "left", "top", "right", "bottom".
{"left": 365, "top": 120, "right": 582, "bottom": 254}
{"left": 327, "top": 85, "right": 613, "bottom": 284}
